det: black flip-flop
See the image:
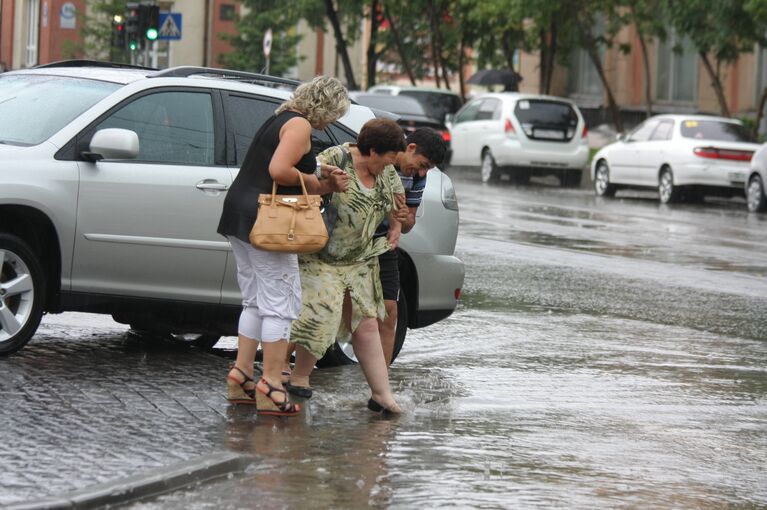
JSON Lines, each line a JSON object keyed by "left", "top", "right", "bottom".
{"left": 285, "top": 382, "right": 313, "bottom": 398}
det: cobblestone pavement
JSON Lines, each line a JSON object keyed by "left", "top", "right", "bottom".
{"left": 0, "top": 314, "right": 237, "bottom": 506}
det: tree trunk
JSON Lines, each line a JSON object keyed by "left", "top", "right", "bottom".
{"left": 427, "top": 0, "right": 442, "bottom": 88}
{"left": 323, "top": 0, "right": 358, "bottom": 90}
{"left": 582, "top": 30, "right": 624, "bottom": 132}
{"left": 636, "top": 23, "right": 653, "bottom": 116}
{"left": 366, "top": 0, "right": 379, "bottom": 89}
{"left": 540, "top": 22, "right": 557, "bottom": 95}
{"left": 539, "top": 29, "right": 547, "bottom": 94}
{"left": 383, "top": 7, "right": 416, "bottom": 85}
{"left": 699, "top": 51, "right": 730, "bottom": 117}
{"left": 754, "top": 86, "right": 767, "bottom": 138}
{"left": 458, "top": 35, "right": 467, "bottom": 100}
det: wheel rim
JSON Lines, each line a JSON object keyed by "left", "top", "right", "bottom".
{"left": 595, "top": 164, "right": 609, "bottom": 194}
{"left": 0, "top": 249, "right": 35, "bottom": 343}
{"left": 747, "top": 177, "right": 764, "bottom": 211}
{"left": 659, "top": 171, "right": 673, "bottom": 202}
{"left": 481, "top": 153, "right": 494, "bottom": 182}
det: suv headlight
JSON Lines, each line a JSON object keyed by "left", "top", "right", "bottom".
{"left": 440, "top": 172, "right": 459, "bottom": 211}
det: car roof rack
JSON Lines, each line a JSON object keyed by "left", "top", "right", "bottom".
{"left": 33, "top": 59, "right": 157, "bottom": 71}
{"left": 150, "top": 66, "right": 301, "bottom": 89}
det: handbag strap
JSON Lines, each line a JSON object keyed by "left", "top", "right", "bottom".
{"left": 270, "top": 170, "right": 311, "bottom": 204}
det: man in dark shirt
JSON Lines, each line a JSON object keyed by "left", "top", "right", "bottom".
{"left": 375, "top": 128, "right": 448, "bottom": 365}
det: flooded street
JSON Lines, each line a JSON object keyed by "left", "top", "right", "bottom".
{"left": 2, "top": 175, "right": 766, "bottom": 508}
{"left": 130, "top": 176, "right": 767, "bottom": 509}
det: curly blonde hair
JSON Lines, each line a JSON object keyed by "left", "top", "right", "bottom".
{"left": 276, "top": 76, "right": 350, "bottom": 127}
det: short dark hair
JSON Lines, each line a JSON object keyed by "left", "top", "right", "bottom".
{"left": 407, "top": 128, "right": 447, "bottom": 166}
{"left": 357, "top": 119, "right": 406, "bottom": 156}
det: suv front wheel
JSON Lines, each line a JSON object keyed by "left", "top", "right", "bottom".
{"left": 0, "top": 234, "right": 46, "bottom": 355}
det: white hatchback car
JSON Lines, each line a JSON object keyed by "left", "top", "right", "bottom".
{"left": 592, "top": 114, "right": 760, "bottom": 203}
{"left": 447, "top": 93, "right": 590, "bottom": 186}
{"left": 746, "top": 142, "right": 767, "bottom": 212}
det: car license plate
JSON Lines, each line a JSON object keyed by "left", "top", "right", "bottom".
{"left": 728, "top": 171, "right": 745, "bottom": 183}
{"left": 535, "top": 129, "right": 564, "bottom": 140}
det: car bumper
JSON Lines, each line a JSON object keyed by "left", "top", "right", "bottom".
{"left": 409, "top": 252, "right": 464, "bottom": 328}
{"left": 675, "top": 162, "right": 749, "bottom": 188}
{"left": 494, "top": 139, "right": 590, "bottom": 170}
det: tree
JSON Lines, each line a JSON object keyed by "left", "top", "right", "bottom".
{"left": 666, "top": 0, "right": 767, "bottom": 117}
{"left": 624, "top": 0, "right": 666, "bottom": 117}
{"left": 67, "top": 0, "right": 128, "bottom": 63}
{"left": 220, "top": 1, "right": 304, "bottom": 76}
{"left": 746, "top": 0, "right": 767, "bottom": 135}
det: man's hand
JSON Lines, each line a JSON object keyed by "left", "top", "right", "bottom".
{"left": 393, "top": 194, "right": 408, "bottom": 223}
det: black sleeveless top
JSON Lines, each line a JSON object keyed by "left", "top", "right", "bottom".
{"left": 217, "top": 110, "right": 317, "bottom": 243}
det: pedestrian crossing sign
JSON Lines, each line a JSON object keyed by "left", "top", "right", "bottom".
{"left": 158, "top": 13, "right": 182, "bottom": 40}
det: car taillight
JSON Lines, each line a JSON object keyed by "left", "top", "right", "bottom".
{"left": 504, "top": 118, "right": 515, "bottom": 134}
{"left": 582, "top": 124, "right": 588, "bottom": 138}
{"left": 693, "top": 147, "right": 754, "bottom": 162}
{"left": 441, "top": 130, "right": 451, "bottom": 142}
{"left": 454, "top": 288, "right": 462, "bottom": 300}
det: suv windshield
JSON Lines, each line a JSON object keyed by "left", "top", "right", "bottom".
{"left": 0, "top": 74, "right": 120, "bottom": 146}
{"left": 355, "top": 95, "right": 427, "bottom": 116}
{"left": 680, "top": 120, "right": 755, "bottom": 143}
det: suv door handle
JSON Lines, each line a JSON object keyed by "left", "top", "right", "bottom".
{"left": 195, "top": 179, "right": 228, "bottom": 191}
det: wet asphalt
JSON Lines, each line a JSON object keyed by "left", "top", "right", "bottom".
{"left": 1, "top": 172, "right": 765, "bottom": 509}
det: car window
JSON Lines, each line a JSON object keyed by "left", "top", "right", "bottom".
{"left": 476, "top": 98, "right": 501, "bottom": 121}
{"left": 0, "top": 74, "right": 120, "bottom": 146}
{"left": 454, "top": 100, "right": 482, "bottom": 124}
{"left": 95, "top": 91, "right": 215, "bottom": 165}
{"left": 650, "top": 120, "right": 674, "bottom": 141}
{"left": 627, "top": 120, "right": 659, "bottom": 142}
{"left": 399, "top": 90, "right": 462, "bottom": 122}
{"left": 680, "top": 119, "right": 756, "bottom": 142}
{"left": 227, "top": 94, "right": 278, "bottom": 165}
{"left": 513, "top": 99, "right": 577, "bottom": 129}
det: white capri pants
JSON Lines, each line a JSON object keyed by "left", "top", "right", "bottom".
{"left": 228, "top": 236, "right": 301, "bottom": 342}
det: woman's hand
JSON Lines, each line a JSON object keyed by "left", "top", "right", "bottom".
{"left": 392, "top": 194, "right": 408, "bottom": 223}
{"left": 387, "top": 220, "right": 402, "bottom": 250}
{"left": 326, "top": 167, "right": 350, "bottom": 193}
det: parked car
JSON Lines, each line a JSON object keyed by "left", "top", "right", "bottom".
{"left": 349, "top": 92, "right": 451, "bottom": 143}
{"left": 366, "top": 84, "right": 463, "bottom": 125}
{"left": 0, "top": 61, "right": 464, "bottom": 363}
{"left": 447, "top": 93, "right": 589, "bottom": 186}
{"left": 592, "top": 114, "right": 760, "bottom": 203}
{"left": 746, "top": 142, "right": 767, "bottom": 212}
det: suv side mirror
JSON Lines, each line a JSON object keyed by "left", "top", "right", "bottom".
{"left": 82, "top": 128, "right": 139, "bottom": 161}
{"left": 616, "top": 132, "right": 626, "bottom": 142}
{"left": 444, "top": 113, "right": 454, "bottom": 127}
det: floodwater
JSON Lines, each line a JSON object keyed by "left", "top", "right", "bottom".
{"left": 128, "top": 177, "right": 767, "bottom": 509}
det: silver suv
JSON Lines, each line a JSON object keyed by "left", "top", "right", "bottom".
{"left": 0, "top": 62, "right": 464, "bottom": 364}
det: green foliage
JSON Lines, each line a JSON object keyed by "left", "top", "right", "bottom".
{"left": 74, "top": 0, "right": 130, "bottom": 62}
{"left": 220, "top": 0, "right": 307, "bottom": 75}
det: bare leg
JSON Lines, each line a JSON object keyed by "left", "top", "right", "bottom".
{"left": 291, "top": 344, "right": 317, "bottom": 388}
{"left": 231, "top": 334, "right": 259, "bottom": 379}
{"left": 353, "top": 317, "right": 400, "bottom": 412}
{"left": 283, "top": 341, "right": 296, "bottom": 380}
{"left": 378, "top": 299, "right": 397, "bottom": 367}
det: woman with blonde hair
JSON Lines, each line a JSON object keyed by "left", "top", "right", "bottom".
{"left": 217, "top": 76, "right": 351, "bottom": 416}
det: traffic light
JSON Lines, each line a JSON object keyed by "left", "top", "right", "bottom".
{"left": 125, "top": 4, "right": 140, "bottom": 51}
{"left": 111, "top": 18, "right": 126, "bottom": 48}
{"left": 139, "top": 5, "right": 160, "bottom": 41}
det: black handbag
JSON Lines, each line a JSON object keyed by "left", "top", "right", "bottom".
{"left": 320, "top": 146, "right": 350, "bottom": 237}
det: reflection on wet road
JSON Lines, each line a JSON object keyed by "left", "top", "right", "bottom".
{"left": 129, "top": 176, "right": 767, "bottom": 509}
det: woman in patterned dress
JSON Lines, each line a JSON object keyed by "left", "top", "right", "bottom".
{"left": 289, "top": 119, "right": 408, "bottom": 414}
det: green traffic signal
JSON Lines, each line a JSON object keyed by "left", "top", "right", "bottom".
{"left": 129, "top": 40, "right": 138, "bottom": 51}
{"left": 146, "top": 28, "right": 158, "bottom": 41}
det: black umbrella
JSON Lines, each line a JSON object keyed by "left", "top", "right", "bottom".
{"left": 467, "top": 69, "right": 522, "bottom": 91}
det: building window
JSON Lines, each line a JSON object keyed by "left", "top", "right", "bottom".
{"left": 220, "top": 4, "right": 235, "bottom": 21}
{"left": 568, "top": 48, "right": 603, "bottom": 99}
{"left": 656, "top": 31, "right": 697, "bottom": 104}
{"left": 25, "top": 0, "right": 40, "bottom": 67}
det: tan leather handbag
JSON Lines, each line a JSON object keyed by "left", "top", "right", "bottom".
{"left": 249, "top": 171, "right": 329, "bottom": 253}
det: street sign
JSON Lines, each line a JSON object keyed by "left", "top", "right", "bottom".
{"left": 158, "top": 13, "right": 182, "bottom": 40}
{"left": 263, "top": 29, "right": 273, "bottom": 57}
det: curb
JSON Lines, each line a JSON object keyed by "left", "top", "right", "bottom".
{"left": 7, "top": 451, "right": 252, "bottom": 510}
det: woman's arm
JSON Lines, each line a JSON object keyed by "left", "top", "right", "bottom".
{"left": 268, "top": 117, "right": 313, "bottom": 186}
